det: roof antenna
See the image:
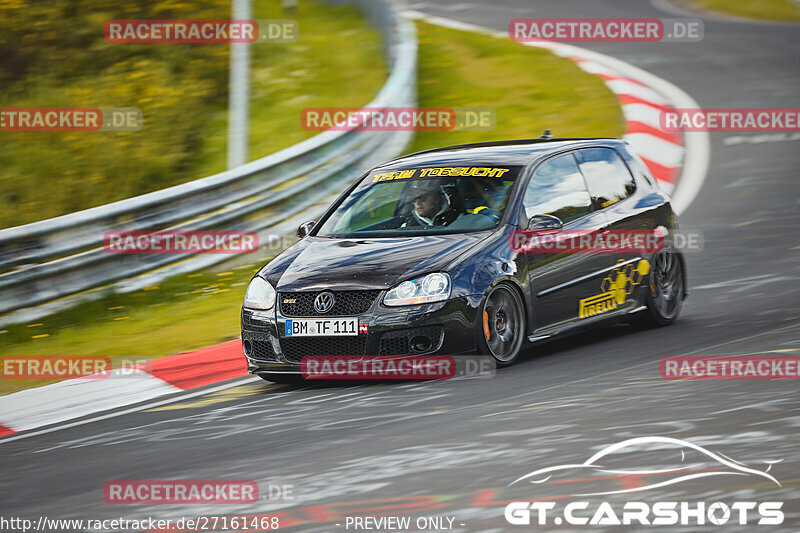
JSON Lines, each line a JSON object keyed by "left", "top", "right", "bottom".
{"left": 539, "top": 129, "right": 553, "bottom": 140}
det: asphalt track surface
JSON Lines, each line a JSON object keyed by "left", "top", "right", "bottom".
{"left": 2, "top": 1, "right": 799, "bottom": 531}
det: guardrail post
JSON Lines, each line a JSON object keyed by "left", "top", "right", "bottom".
{"left": 228, "top": 0, "right": 252, "bottom": 169}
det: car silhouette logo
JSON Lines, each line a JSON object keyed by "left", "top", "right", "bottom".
{"left": 314, "top": 292, "right": 335, "bottom": 314}
{"left": 509, "top": 436, "right": 782, "bottom": 496}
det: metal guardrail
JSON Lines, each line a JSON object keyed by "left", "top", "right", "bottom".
{"left": 0, "top": 0, "right": 416, "bottom": 320}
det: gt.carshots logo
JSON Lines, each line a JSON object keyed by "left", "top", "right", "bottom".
{"left": 504, "top": 437, "right": 784, "bottom": 527}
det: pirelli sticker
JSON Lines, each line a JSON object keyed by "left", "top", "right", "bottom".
{"left": 371, "top": 166, "right": 520, "bottom": 183}
{"left": 579, "top": 259, "right": 650, "bottom": 319}
{"left": 579, "top": 292, "right": 619, "bottom": 318}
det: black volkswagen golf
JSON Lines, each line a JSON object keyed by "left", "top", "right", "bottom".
{"left": 241, "top": 138, "right": 686, "bottom": 382}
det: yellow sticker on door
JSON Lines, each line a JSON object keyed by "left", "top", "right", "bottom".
{"left": 579, "top": 259, "right": 650, "bottom": 319}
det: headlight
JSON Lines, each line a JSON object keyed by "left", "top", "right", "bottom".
{"left": 243, "top": 276, "right": 276, "bottom": 310}
{"left": 384, "top": 273, "right": 451, "bottom": 306}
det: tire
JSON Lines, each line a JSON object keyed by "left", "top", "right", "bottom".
{"left": 477, "top": 283, "right": 526, "bottom": 366}
{"left": 259, "top": 373, "right": 305, "bottom": 385}
{"left": 639, "top": 251, "right": 685, "bottom": 327}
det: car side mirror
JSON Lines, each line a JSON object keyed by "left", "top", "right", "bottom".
{"left": 297, "top": 220, "right": 316, "bottom": 238}
{"left": 527, "top": 214, "right": 563, "bottom": 232}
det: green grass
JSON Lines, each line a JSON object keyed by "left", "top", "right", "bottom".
{"left": 0, "top": 21, "right": 625, "bottom": 396}
{"left": 407, "top": 23, "right": 624, "bottom": 152}
{"left": 693, "top": 0, "right": 800, "bottom": 22}
{"left": 0, "top": 0, "right": 384, "bottom": 228}
{"left": 193, "top": 2, "right": 386, "bottom": 177}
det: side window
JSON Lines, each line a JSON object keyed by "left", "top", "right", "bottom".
{"left": 576, "top": 147, "right": 636, "bottom": 209}
{"left": 523, "top": 153, "right": 593, "bottom": 224}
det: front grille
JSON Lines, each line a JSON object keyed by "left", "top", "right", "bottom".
{"left": 279, "top": 290, "right": 381, "bottom": 317}
{"left": 243, "top": 332, "right": 277, "bottom": 363}
{"left": 251, "top": 340, "right": 275, "bottom": 362}
{"left": 280, "top": 337, "right": 367, "bottom": 363}
{"left": 379, "top": 334, "right": 410, "bottom": 356}
{"left": 379, "top": 326, "right": 444, "bottom": 355}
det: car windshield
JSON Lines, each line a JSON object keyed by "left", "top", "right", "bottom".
{"left": 315, "top": 164, "right": 522, "bottom": 237}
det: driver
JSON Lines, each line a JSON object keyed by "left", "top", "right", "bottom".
{"left": 401, "top": 179, "right": 461, "bottom": 227}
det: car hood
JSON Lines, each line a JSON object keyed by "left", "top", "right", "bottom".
{"left": 262, "top": 233, "right": 491, "bottom": 291}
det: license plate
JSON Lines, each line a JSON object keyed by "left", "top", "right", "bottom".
{"left": 285, "top": 318, "right": 358, "bottom": 337}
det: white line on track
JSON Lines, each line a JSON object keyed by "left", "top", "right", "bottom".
{"left": 0, "top": 368, "right": 181, "bottom": 432}
{"left": 0, "top": 375, "right": 264, "bottom": 444}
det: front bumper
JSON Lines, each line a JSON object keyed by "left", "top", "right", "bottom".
{"left": 241, "top": 295, "right": 480, "bottom": 375}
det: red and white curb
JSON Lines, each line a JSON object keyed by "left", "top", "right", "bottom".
{"left": 0, "top": 14, "right": 710, "bottom": 440}
{"left": 569, "top": 58, "right": 683, "bottom": 192}
{"left": 403, "top": 10, "right": 710, "bottom": 212}
{"left": 0, "top": 340, "right": 246, "bottom": 437}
